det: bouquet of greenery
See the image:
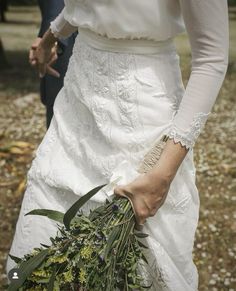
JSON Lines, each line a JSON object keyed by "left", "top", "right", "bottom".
{"left": 7, "top": 135, "right": 169, "bottom": 291}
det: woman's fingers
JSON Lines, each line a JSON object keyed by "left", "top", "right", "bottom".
{"left": 29, "top": 48, "right": 39, "bottom": 67}
{"left": 29, "top": 49, "right": 35, "bottom": 65}
{"left": 38, "top": 64, "right": 60, "bottom": 78}
{"left": 38, "top": 63, "right": 47, "bottom": 78}
{"left": 46, "top": 65, "right": 60, "bottom": 78}
{"left": 29, "top": 37, "right": 42, "bottom": 67}
{"left": 114, "top": 186, "right": 147, "bottom": 226}
{"left": 48, "top": 53, "right": 58, "bottom": 66}
{"left": 38, "top": 48, "right": 59, "bottom": 78}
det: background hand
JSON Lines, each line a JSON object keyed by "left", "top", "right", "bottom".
{"left": 29, "top": 37, "right": 41, "bottom": 67}
{"left": 29, "top": 38, "right": 60, "bottom": 78}
{"left": 114, "top": 169, "right": 171, "bottom": 226}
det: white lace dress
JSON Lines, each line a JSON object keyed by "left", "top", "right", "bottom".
{"left": 6, "top": 1, "right": 228, "bottom": 290}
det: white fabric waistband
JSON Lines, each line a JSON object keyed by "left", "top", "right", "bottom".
{"left": 78, "top": 28, "right": 175, "bottom": 54}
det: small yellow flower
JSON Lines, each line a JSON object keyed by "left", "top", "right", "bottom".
{"left": 48, "top": 254, "right": 68, "bottom": 263}
{"left": 63, "top": 268, "right": 74, "bottom": 283}
{"left": 80, "top": 245, "right": 93, "bottom": 260}
{"left": 32, "top": 269, "right": 49, "bottom": 277}
{"left": 30, "top": 249, "right": 40, "bottom": 256}
{"left": 79, "top": 268, "right": 87, "bottom": 284}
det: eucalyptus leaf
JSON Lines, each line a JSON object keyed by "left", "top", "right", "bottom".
{"left": 141, "top": 253, "right": 149, "bottom": 265}
{"left": 134, "top": 232, "right": 149, "bottom": 238}
{"left": 63, "top": 184, "right": 107, "bottom": 230}
{"left": 141, "top": 282, "right": 153, "bottom": 289}
{"left": 8, "top": 254, "right": 22, "bottom": 264}
{"left": 137, "top": 240, "right": 148, "bottom": 249}
{"left": 48, "top": 266, "right": 57, "bottom": 291}
{"left": 25, "top": 209, "right": 64, "bottom": 224}
{"left": 35, "top": 278, "right": 50, "bottom": 284}
{"left": 49, "top": 237, "right": 55, "bottom": 243}
{"left": 40, "top": 243, "right": 50, "bottom": 248}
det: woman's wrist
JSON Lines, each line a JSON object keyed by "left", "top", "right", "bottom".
{"left": 149, "top": 138, "right": 189, "bottom": 182}
{"left": 40, "top": 29, "right": 58, "bottom": 50}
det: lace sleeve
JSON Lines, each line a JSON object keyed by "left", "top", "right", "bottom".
{"left": 166, "top": 0, "right": 229, "bottom": 150}
{"left": 50, "top": 8, "right": 78, "bottom": 39}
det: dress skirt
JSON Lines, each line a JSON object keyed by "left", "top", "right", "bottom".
{"left": 6, "top": 30, "right": 200, "bottom": 291}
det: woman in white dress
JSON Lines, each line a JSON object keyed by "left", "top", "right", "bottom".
{"left": 6, "top": 0, "right": 228, "bottom": 290}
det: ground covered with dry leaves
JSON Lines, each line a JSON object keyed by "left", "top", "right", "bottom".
{"left": 0, "top": 6, "right": 235, "bottom": 291}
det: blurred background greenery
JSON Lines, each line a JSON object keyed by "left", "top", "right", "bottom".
{"left": 228, "top": 0, "right": 236, "bottom": 5}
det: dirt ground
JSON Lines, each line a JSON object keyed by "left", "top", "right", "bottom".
{"left": 0, "top": 6, "right": 235, "bottom": 291}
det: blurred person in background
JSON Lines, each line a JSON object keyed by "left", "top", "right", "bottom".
{"left": 29, "top": 0, "right": 77, "bottom": 128}
{"left": 0, "top": 0, "right": 8, "bottom": 22}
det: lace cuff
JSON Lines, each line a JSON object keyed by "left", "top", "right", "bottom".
{"left": 166, "top": 112, "right": 211, "bottom": 150}
{"left": 50, "top": 8, "right": 78, "bottom": 39}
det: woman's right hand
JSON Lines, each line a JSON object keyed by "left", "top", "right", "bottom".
{"left": 114, "top": 168, "right": 172, "bottom": 226}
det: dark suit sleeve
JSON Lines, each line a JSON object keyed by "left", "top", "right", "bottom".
{"left": 37, "top": 0, "right": 65, "bottom": 38}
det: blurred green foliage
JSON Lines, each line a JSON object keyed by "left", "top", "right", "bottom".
{"left": 228, "top": 0, "right": 236, "bottom": 5}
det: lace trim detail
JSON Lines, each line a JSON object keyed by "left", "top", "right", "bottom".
{"left": 167, "top": 112, "right": 211, "bottom": 150}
